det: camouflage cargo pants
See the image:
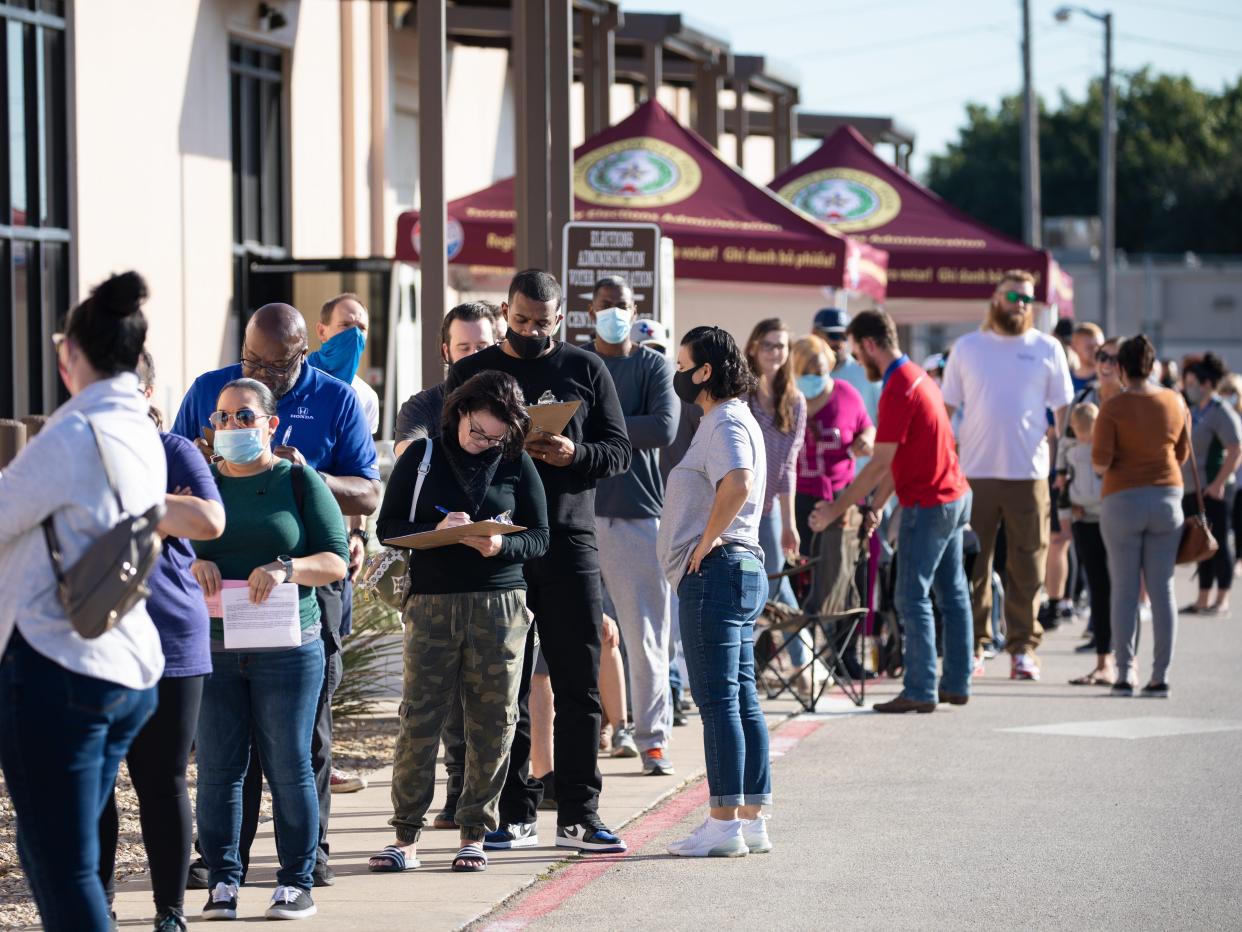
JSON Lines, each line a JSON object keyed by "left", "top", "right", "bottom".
{"left": 391, "top": 589, "right": 530, "bottom": 843}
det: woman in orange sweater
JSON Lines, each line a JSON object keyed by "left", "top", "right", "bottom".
{"left": 1092, "top": 334, "right": 1190, "bottom": 698}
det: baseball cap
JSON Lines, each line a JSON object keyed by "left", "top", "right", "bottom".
{"left": 922, "top": 353, "right": 946, "bottom": 373}
{"left": 813, "top": 307, "right": 850, "bottom": 337}
{"left": 630, "top": 318, "right": 669, "bottom": 354}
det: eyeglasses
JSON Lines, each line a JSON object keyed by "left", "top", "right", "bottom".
{"left": 209, "top": 408, "right": 272, "bottom": 429}
{"left": 1003, "top": 291, "right": 1035, "bottom": 306}
{"left": 1096, "top": 350, "right": 1118, "bottom": 364}
{"left": 758, "top": 340, "right": 786, "bottom": 353}
{"left": 467, "top": 415, "right": 505, "bottom": 447}
{"left": 241, "top": 347, "right": 305, "bottom": 378}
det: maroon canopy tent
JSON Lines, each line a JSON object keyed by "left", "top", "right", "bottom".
{"left": 769, "top": 125, "right": 1073, "bottom": 321}
{"left": 396, "top": 100, "right": 888, "bottom": 300}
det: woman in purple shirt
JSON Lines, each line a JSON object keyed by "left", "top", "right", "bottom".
{"left": 791, "top": 335, "right": 875, "bottom": 553}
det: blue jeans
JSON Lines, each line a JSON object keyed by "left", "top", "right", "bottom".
{"left": 895, "top": 494, "right": 973, "bottom": 704}
{"left": 758, "top": 508, "right": 808, "bottom": 667}
{"left": 678, "top": 549, "right": 772, "bottom": 808}
{"left": 0, "top": 631, "right": 156, "bottom": 931}
{"left": 197, "top": 639, "right": 324, "bottom": 891}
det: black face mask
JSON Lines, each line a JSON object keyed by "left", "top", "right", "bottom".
{"left": 673, "top": 365, "right": 705, "bottom": 406}
{"left": 507, "top": 329, "right": 550, "bottom": 360}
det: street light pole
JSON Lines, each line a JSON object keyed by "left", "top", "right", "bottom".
{"left": 1021, "top": 0, "right": 1042, "bottom": 247}
{"left": 1054, "top": 6, "right": 1115, "bottom": 335}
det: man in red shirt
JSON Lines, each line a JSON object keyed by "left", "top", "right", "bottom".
{"left": 810, "top": 309, "right": 973, "bottom": 713}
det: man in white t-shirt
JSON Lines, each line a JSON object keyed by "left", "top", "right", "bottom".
{"left": 940, "top": 271, "right": 1074, "bottom": 681}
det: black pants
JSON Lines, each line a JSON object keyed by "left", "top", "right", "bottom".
{"left": 1071, "top": 521, "right": 1112, "bottom": 656}
{"left": 238, "top": 582, "right": 346, "bottom": 870}
{"left": 498, "top": 530, "right": 603, "bottom": 826}
{"left": 1185, "top": 491, "right": 1234, "bottom": 592}
{"left": 99, "top": 674, "right": 204, "bottom": 911}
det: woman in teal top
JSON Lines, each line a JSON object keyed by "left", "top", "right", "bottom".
{"left": 190, "top": 378, "right": 347, "bottom": 921}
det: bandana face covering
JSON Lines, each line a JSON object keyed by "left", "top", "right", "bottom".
{"left": 308, "top": 327, "right": 366, "bottom": 383}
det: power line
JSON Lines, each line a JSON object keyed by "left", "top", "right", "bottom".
{"left": 1113, "top": 0, "right": 1242, "bottom": 23}
{"left": 787, "top": 21, "right": 1014, "bottom": 62}
{"left": 1116, "top": 31, "right": 1242, "bottom": 59}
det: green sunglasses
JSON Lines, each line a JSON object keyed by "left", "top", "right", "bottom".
{"left": 1004, "top": 291, "right": 1034, "bottom": 305}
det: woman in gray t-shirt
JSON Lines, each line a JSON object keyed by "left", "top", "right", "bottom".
{"left": 657, "top": 326, "right": 771, "bottom": 859}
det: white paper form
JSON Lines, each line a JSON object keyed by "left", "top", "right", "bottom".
{"left": 220, "top": 582, "right": 301, "bottom": 650}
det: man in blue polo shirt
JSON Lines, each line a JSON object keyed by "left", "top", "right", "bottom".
{"left": 173, "top": 303, "right": 378, "bottom": 887}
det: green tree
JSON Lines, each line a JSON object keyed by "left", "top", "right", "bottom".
{"left": 926, "top": 69, "right": 1242, "bottom": 254}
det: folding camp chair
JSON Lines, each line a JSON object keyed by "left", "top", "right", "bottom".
{"left": 757, "top": 510, "right": 871, "bottom": 711}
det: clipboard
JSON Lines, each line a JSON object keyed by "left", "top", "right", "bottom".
{"left": 526, "top": 400, "right": 581, "bottom": 437}
{"left": 383, "top": 520, "right": 527, "bottom": 551}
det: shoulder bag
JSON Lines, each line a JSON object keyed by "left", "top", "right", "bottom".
{"left": 1177, "top": 409, "right": 1219, "bottom": 565}
{"left": 358, "top": 438, "right": 433, "bottom": 610}
{"left": 43, "top": 419, "right": 165, "bottom": 639}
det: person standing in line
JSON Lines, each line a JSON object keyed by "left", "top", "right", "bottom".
{"left": 309, "top": 293, "right": 380, "bottom": 798}
{"left": 659, "top": 326, "right": 771, "bottom": 858}
{"left": 96, "top": 352, "right": 226, "bottom": 932}
{"left": 1218, "top": 375, "right": 1242, "bottom": 568}
{"left": 812, "top": 307, "right": 881, "bottom": 424}
{"left": 1180, "top": 353, "right": 1242, "bottom": 616}
{"left": 370, "top": 371, "right": 548, "bottom": 874}
{"left": 1093, "top": 335, "right": 1190, "bottom": 697}
{"left": 448, "top": 270, "right": 632, "bottom": 854}
{"left": 173, "top": 303, "right": 378, "bottom": 888}
{"left": 390, "top": 300, "right": 498, "bottom": 829}
{"left": 0, "top": 272, "right": 166, "bottom": 932}
{"left": 811, "top": 310, "right": 973, "bottom": 714}
{"left": 940, "top": 271, "right": 1074, "bottom": 681}
{"left": 588, "top": 276, "right": 680, "bottom": 776}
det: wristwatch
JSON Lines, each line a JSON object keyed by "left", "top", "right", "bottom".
{"left": 349, "top": 528, "right": 371, "bottom": 546}
{"left": 276, "top": 555, "right": 294, "bottom": 583}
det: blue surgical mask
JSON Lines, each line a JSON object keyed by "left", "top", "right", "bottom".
{"left": 308, "top": 326, "right": 366, "bottom": 383}
{"left": 214, "top": 427, "right": 266, "bottom": 465}
{"left": 797, "top": 374, "right": 827, "bottom": 398}
{"left": 594, "top": 308, "right": 634, "bottom": 345}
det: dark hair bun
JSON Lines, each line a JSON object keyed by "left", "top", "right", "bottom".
{"left": 93, "top": 271, "right": 149, "bottom": 319}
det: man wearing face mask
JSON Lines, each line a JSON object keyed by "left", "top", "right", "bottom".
{"left": 172, "top": 303, "right": 379, "bottom": 888}
{"left": 587, "top": 277, "right": 679, "bottom": 776}
{"left": 446, "top": 269, "right": 632, "bottom": 853}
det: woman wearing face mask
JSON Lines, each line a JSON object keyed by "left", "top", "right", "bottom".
{"left": 790, "top": 335, "right": 875, "bottom": 553}
{"left": 0, "top": 272, "right": 165, "bottom": 932}
{"left": 371, "top": 371, "right": 548, "bottom": 874}
{"left": 1180, "top": 354, "right": 1242, "bottom": 616}
{"left": 658, "top": 326, "right": 770, "bottom": 858}
{"left": 190, "top": 378, "right": 348, "bottom": 921}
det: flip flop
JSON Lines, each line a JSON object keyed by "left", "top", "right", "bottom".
{"left": 1069, "top": 670, "right": 1115, "bottom": 686}
{"left": 451, "top": 843, "right": 488, "bottom": 873}
{"left": 368, "top": 845, "right": 420, "bottom": 873}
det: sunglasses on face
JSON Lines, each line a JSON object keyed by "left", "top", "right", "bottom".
{"left": 467, "top": 415, "right": 505, "bottom": 447}
{"left": 209, "top": 408, "right": 271, "bottom": 429}
{"left": 1003, "top": 291, "right": 1035, "bottom": 306}
{"left": 1096, "top": 350, "right": 1118, "bottom": 364}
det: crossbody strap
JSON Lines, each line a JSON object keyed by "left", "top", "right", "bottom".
{"left": 409, "top": 437, "right": 433, "bottom": 521}
{"left": 1185, "top": 407, "right": 1208, "bottom": 517}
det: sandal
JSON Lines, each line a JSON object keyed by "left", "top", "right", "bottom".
{"left": 1069, "top": 670, "right": 1115, "bottom": 686}
{"left": 451, "top": 843, "right": 488, "bottom": 873}
{"left": 368, "top": 844, "right": 420, "bottom": 873}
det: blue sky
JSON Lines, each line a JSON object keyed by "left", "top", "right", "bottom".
{"left": 625, "top": 0, "right": 1242, "bottom": 180}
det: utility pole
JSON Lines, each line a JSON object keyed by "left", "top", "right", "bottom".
{"left": 1021, "top": 0, "right": 1042, "bottom": 247}
{"left": 1100, "top": 11, "right": 1116, "bottom": 336}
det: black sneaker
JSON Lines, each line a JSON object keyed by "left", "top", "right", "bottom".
{"left": 186, "top": 857, "right": 209, "bottom": 890}
{"left": 555, "top": 818, "right": 627, "bottom": 853}
{"left": 154, "top": 906, "right": 188, "bottom": 932}
{"left": 1141, "top": 682, "right": 1170, "bottom": 699}
{"left": 265, "top": 886, "right": 316, "bottom": 920}
{"left": 202, "top": 882, "right": 238, "bottom": 921}
{"left": 311, "top": 861, "right": 335, "bottom": 887}
{"left": 1038, "top": 600, "right": 1058, "bottom": 632}
{"left": 1111, "top": 682, "right": 1134, "bottom": 697}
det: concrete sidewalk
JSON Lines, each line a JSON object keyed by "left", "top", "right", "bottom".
{"left": 110, "top": 693, "right": 804, "bottom": 929}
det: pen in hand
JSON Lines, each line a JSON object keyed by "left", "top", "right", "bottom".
{"left": 281, "top": 426, "right": 293, "bottom": 446}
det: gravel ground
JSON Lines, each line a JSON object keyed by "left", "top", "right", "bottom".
{"left": 0, "top": 714, "right": 398, "bottom": 931}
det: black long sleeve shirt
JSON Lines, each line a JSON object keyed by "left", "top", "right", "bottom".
{"left": 446, "top": 343, "right": 632, "bottom": 532}
{"left": 376, "top": 438, "right": 549, "bottom": 594}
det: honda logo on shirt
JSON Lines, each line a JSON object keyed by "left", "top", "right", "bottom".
{"left": 290, "top": 406, "right": 314, "bottom": 420}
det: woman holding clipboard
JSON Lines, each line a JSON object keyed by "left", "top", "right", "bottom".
{"left": 372, "top": 371, "right": 549, "bottom": 874}
{"left": 189, "top": 378, "right": 348, "bottom": 921}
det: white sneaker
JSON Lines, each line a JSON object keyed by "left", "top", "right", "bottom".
{"left": 667, "top": 817, "right": 748, "bottom": 858}
{"left": 742, "top": 814, "right": 772, "bottom": 853}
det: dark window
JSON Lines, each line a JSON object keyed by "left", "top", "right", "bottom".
{"left": 229, "top": 39, "right": 287, "bottom": 337}
{"left": 1, "top": 1, "right": 68, "bottom": 418}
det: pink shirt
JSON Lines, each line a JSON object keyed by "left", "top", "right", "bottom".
{"left": 796, "top": 378, "right": 872, "bottom": 500}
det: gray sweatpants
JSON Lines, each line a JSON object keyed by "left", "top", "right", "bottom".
{"left": 596, "top": 516, "right": 671, "bottom": 751}
{"left": 1099, "top": 486, "right": 1183, "bottom": 685}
